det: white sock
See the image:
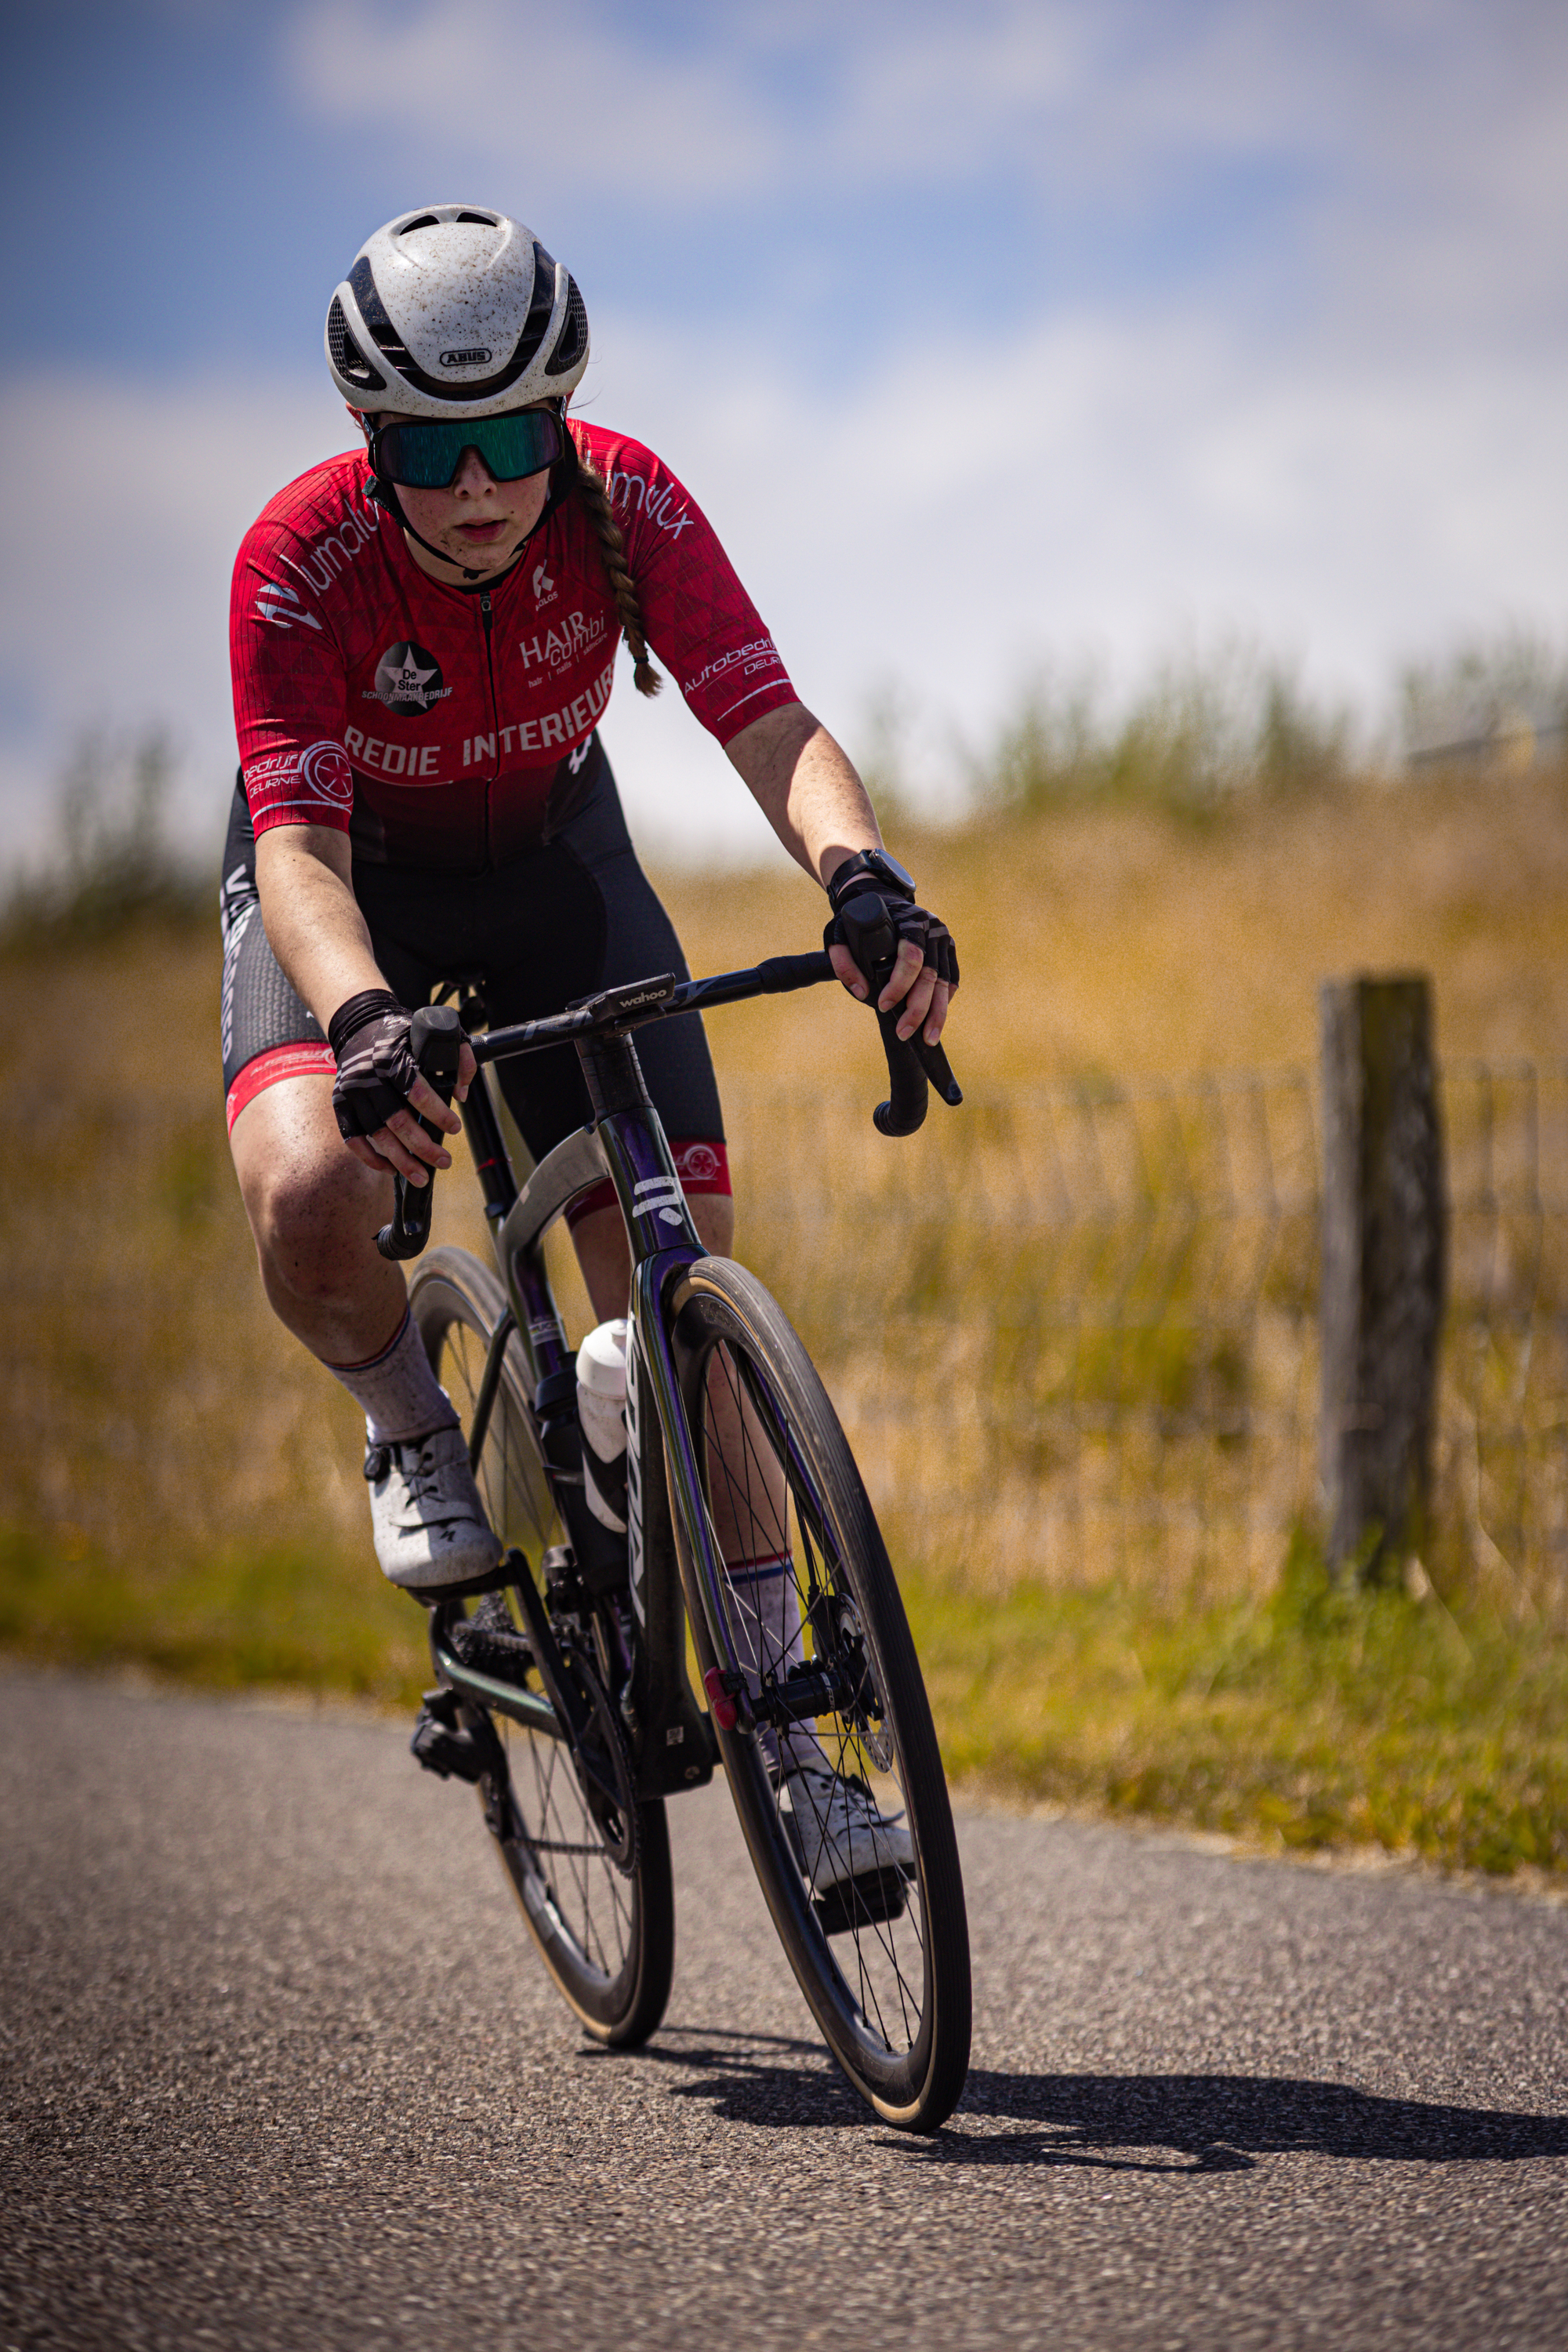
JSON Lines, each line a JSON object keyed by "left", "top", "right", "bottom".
{"left": 723, "top": 1552, "right": 826, "bottom": 1774}
{"left": 324, "top": 1307, "right": 459, "bottom": 1446}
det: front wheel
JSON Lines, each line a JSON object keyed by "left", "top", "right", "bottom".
{"left": 668, "top": 1257, "right": 971, "bottom": 2130}
{"left": 410, "top": 1246, "right": 675, "bottom": 2047}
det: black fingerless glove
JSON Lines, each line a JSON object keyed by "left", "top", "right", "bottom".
{"left": 328, "top": 989, "right": 420, "bottom": 1142}
{"left": 823, "top": 862, "right": 960, "bottom": 994}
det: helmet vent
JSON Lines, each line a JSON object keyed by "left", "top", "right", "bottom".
{"left": 507, "top": 243, "right": 559, "bottom": 375}
{"left": 327, "top": 296, "right": 387, "bottom": 394}
{"left": 544, "top": 278, "right": 587, "bottom": 376}
{"left": 331, "top": 220, "right": 587, "bottom": 406}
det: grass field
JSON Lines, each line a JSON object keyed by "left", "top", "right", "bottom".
{"left": 4, "top": 759, "right": 1567, "bottom": 1871}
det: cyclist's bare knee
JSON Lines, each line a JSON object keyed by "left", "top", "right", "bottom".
{"left": 230, "top": 1075, "right": 398, "bottom": 1339}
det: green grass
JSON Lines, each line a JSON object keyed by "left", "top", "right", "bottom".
{"left": 5, "top": 1514, "right": 1566, "bottom": 1879}
{"left": 907, "top": 1532, "right": 1568, "bottom": 1876}
{"left": 0, "top": 1523, "right": 428, "bottom": 1705}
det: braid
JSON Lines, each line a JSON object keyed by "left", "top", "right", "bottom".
{"left": 572, "top": 436, "right": 662, "bottom": 699}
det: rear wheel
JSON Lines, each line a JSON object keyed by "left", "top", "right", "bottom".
{"left": 410, "top": 1246, "right": 674, "bottom": 2047}
{"left": 669, "top": 1256, "right": 971, "bottom": 2130}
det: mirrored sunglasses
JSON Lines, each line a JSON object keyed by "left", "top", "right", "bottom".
{"left": 374, "top": 408, "right": 564, "bottom": 490}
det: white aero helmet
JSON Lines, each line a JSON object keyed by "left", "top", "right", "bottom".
{"left": 325, "top": 204, "right": 589, "bottom": 416}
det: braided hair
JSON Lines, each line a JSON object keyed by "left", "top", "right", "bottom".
{"left": 570, "top": 433, "right": 662, "bottom": 699}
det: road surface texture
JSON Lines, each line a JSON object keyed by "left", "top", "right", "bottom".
{"left": 2, "top": 1668, "right": 1566, "bottom": 2352}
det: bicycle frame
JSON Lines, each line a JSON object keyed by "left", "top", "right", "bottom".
{"left": 411, "top": 921, "right": 960, "bottom": 1805}
{"left": 426, "top": 982, "right": 753, "bottom": 1802}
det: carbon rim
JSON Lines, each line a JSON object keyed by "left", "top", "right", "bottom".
{"left": 684, "top": 1302, "right": 939, "bottom": 2087}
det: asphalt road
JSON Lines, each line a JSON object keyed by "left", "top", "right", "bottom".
{"left": 3, "top": 1668, "right": 1567, "bottom": 2352}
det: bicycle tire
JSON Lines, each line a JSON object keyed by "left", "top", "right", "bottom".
{"left": 667, "top": 1256, "right": 971, "bottom": 2130}
{"left": 410, "top": 1245, "right": 675, "bottom": 2047}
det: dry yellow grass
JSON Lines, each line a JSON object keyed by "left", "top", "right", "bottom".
{"left": 4, "top": 765, "right": 1566, "bottom": 1867}
{"left": 4, "top": 764, "right": 1561, "bottom": 1622}
{"left": 660, "top": 765, "right": 1568, "bottom": 1080}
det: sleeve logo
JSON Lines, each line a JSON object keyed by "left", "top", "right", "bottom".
{"left": 254, "top": 580, "right": 323, "bottom": 633}
{"left": 245, "top": 741, "right": 354, "bottom": 812}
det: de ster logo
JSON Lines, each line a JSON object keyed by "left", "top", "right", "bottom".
{"left": 372, "top": 641, "right": 447, "bottom": 717}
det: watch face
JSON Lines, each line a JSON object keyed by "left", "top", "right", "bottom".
{"left": 869, "top": 851, "right": 916, "bottom": 893}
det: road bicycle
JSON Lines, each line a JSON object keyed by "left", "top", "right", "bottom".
{"left": 387, "top": 891, "right": 971, "bottom": 2132}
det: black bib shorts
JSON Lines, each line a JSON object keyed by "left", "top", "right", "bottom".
{"left": 219, "top": 734, "right": 724, "bottom": 1180}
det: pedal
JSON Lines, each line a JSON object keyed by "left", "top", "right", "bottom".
{"left": 410, "top": 1687, "right": 502, "bottom": 1785}
{"left": 812, "top": 1867, "right": 909, "bottom": 1937}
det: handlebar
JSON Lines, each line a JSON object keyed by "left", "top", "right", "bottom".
{"left": 471, "top": 895, "right": 961, "bottom": 1138}
{"left": 375, "top": 898, "right": 962, "bottom": 1258}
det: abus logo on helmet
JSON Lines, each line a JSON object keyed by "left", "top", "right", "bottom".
{"left": 372, "top": 642, "right": 448, "bottom": 716}
{"left": 441, "top": 347, "right": 492, "bottom": 367}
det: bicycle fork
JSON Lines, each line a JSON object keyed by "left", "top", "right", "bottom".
{"left": 621, "top": 1263, "right": 717, "bottom": 1795}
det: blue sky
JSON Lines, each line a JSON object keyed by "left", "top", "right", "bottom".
{"left": 3, "top": 0, "right": 1566, "bottom": 862}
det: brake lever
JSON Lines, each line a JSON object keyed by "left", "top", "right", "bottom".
{"left": 911, "top": 1029, "right": 963, "bottom": 1107}
{"left": 834, "top": 891, "right": 963, "bottom": 1135}
{"left": 375, "top": 1004, "right": 465, "bottom": 1261}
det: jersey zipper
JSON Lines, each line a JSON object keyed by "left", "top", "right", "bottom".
{"left": 479, "top": 587, "right": 499, "bottom": 867}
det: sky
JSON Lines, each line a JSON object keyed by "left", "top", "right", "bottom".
{"left": 2, "top": 0, "right": 1566, "bottom": 868}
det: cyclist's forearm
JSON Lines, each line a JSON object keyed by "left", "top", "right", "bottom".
{"left": 254, "top": 825, "right": 390, "bottom": 1031}
{"left": 726, "top": 703, "right": 883, "bottom": 891}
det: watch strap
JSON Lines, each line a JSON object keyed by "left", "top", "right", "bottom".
{"left": 826, "top": 850, "right": 916, "bottom": 911}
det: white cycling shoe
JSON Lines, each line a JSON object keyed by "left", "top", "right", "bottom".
{"left": 781, "top": 1762, "right": 915, "bottom": 1890}
{"left": 364, "top": 1425, "right": 502, "bottom": 1592}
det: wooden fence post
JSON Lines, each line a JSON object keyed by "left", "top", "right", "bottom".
{"left": 1319, "top": 975, "right": 1446, "bottom": 1581}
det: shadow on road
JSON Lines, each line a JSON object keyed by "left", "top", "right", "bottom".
{"left": 583, "top": 2024, "right": 866, "bottom": 2128}
{"left": 596, "top": 2036, "right": 1568, "bottom": 2171}
{"left": 912, "top": 2071, "right": 1568, "bottom": 2174}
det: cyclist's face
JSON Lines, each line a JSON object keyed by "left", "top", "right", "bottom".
{"left": 394, "top": 434, "right": 553, "bottom": 579}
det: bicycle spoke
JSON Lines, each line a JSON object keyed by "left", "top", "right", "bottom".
{"left": 410, "top": 1249, "right": 675, "bottom": 2053}
{"left": 695, "top": 1327, "right": 938, "bottom": 2065}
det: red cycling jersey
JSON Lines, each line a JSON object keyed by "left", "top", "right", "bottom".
{"left": 230, "top": 420, "right": 800, "bottom": 870}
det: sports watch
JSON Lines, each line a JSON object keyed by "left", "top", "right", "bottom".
{"left": 826, "top": 849, "right": 916, "bottom": 910}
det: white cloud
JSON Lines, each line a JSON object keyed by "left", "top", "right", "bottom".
{"left": 0, "top": 372, "right": 354, "bottom": 866}
{"left": 283, "top": 0, "right": 1568, "bottom": 288}
{"left": 285, "top": 0, "right": 783, "bottom": 205}
{"left": 5, "top": 267, "right": 1564, "bottom": 879}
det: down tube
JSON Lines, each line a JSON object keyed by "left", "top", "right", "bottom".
{"left": 632, "top": 1253, "right": 731, "bottom": 1661}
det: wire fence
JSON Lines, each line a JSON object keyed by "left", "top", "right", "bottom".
{"left": 723, "top": 1061, "right": 1568, "bottom": 1612}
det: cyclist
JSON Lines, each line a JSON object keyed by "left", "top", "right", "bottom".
{"left": 224, "top": 205, "right": 957, "bottom": 1860}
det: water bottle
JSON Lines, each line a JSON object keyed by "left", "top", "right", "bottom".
{"left": 576, "top": 1319, "right": 630, "bottom": 1534}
